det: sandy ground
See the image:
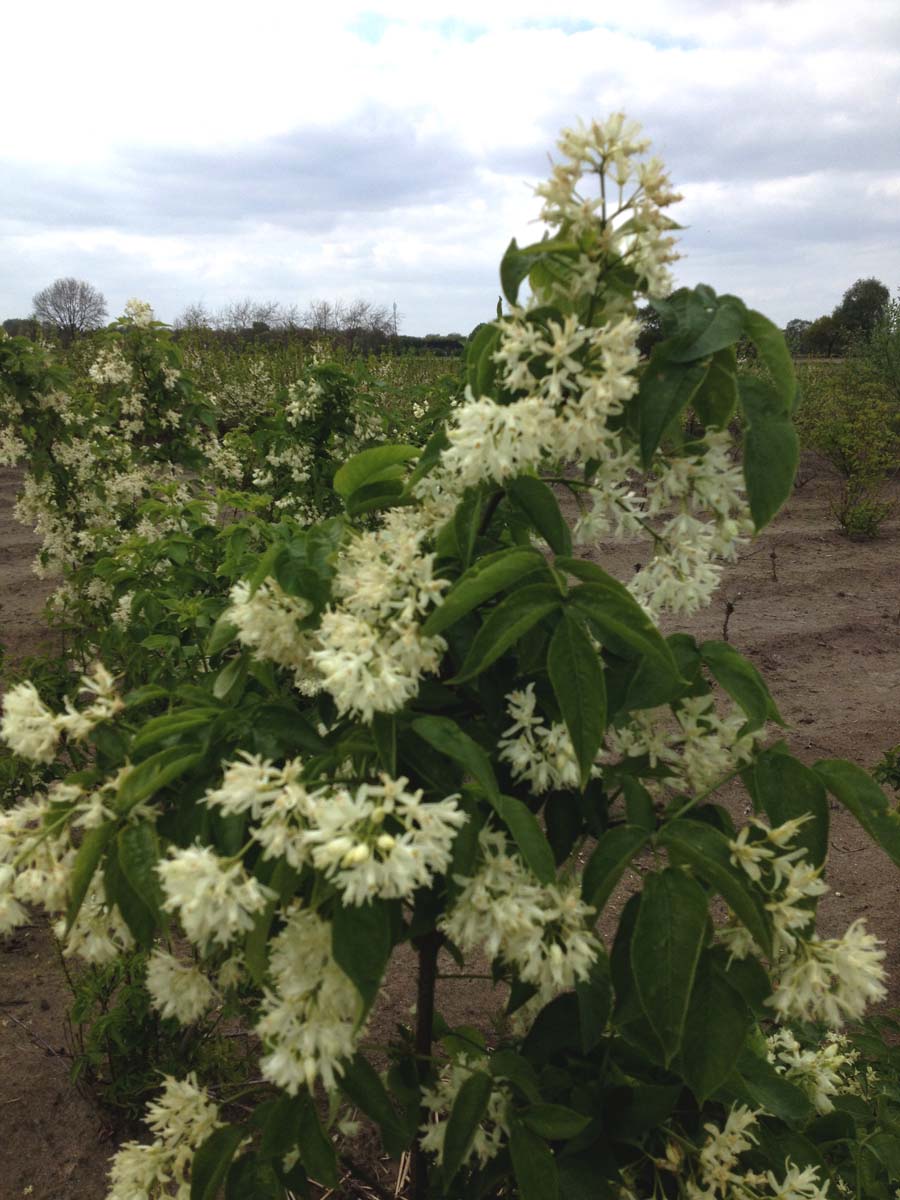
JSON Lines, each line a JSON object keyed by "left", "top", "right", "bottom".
{"left": 1, "top": 458, "right": 899, "bottom": 1199}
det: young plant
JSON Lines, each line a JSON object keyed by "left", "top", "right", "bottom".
{"left": 2, "top": 114, "right": 899, "bottom": 1200}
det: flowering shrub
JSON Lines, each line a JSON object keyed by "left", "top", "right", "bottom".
{"left": 3, "top": 114, "right": 900, "bottom": 1199}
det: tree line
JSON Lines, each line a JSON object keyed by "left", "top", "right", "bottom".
{"left": 1, "top": 278, "right": 466, "bottom": 356}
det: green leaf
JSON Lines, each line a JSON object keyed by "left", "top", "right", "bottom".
{"left": 692, "top": 345, "right": 738, "bottom": 429}
{"left": 548, "top": 610, "right": 607, "bottom": 787}
{"left": 333, "top": 444, "right": 419, "bottom": 501}
{"left": 405, "top": 424, "right": 450, "bottom": 491}
{"left": 631, "top": 868, "right": 709, "bottom": 1063}
{"left": 560, "top": 560, "right": 679, "bottom": 683}
{"left": 575, "top": 954, "right": 612, "bottom": 1053}
{"left": 346, "top": 481, "right": 413, "bottom": 517}
{"left": 495, "top": 795, "right": 556, "bottom": 884}
{"left": 637, "top": 350, "right": 708, "bottom": 465}
{"left": 742, "top": 309, "right": 796, "bottom": 411}
{"left": 451, "top": 584, "right": 562, "bottom": 683}
{"left": 813, "top": 759, "right": 900, "bottom": 869}
{"left": 667, "top": 293, "right": 747, "bottom": 362}
{"left": 466, "top": 321, "right": 502, "bottom": 397}
{"left": 443, "top": 1070, "right": 493, "bottom": 1187}
{"left": 371, "top": 713, "right": 397, "bottom": 776}
{"left": 739, "top": 376, "right": 799, "bottom": 530}
{"left": 296, "top": 1093, "right": 338, "bottom": 1188}
{"left": 754, "top": 748, "right": 829, "bottom": 867}
{"left": 190, "top": 1124, "right": 245, "bottom": 1200}
{"left": 206, "top": 612, "right": 239, "bottom": 656}
{"left": 339, "top": 1055, "right": 410, "bottom": 1157}
{"left": 103, "top": 842, "right": 157, "bottom": 946}
{"left": 213, "top": 654, "right": 248, "bottom": 702}
{"left": 735, "top": 1049, "right": 813, "bottom": 1121}
{"left": 452, "top": 486, "right": 484, "bottom": 569}
{"left": 66, "top": 822, "right": 114, "bottom": 932}
{"left": 421, "top": 548, "right": 545, "bottom": 636}
{"left": 412, "top": 716, "right": 499, "bottom": 803}
{"left": 117, "top": 822, "right": 163, "bottom": 922}
{"left": 522, "top": 1104, "right": 590, "bottom": 1140}
{"left": 699, "top": 640, "right": 783, "bottom": 731}
{"left": 509, "top": 1120, "right": 560, "bottom": 1200}
{"left": 679, "top": 953, "right": 752, "bottom": 1102}
{"left": 130, "top": 709, "right": 220, "bottom": 755}
{"left": 115, "top": 745, "right": 203, "bottom": 813}
{"left": 658, "top": 820, "right": 772, "bottom": 955}
{"left": 244, "top": 860, "right": 298, "bottom": 985}
{"left": 581, "top": 825, "right": 648, "bottom": 913}
{"left": 507, "top": 476, "right": 572, "bottom": 555}
{"left": 867, "top": 1132, "right": 900, "bottom": 1180}
{"left": 488, "top": 1050, "right": 540, "bottom": 1102}
{"left": 331, "top": 899, "right": 391, "bottom": 1016}
{"left": 225, "top": 1153, "right": 284, "bottom": 1200}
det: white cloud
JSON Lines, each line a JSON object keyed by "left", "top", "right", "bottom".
{"left": 1, "top": 0, "right": 898, "bottom": 332}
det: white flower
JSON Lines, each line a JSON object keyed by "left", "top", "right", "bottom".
{"left": 123, "top": 298, "right": 154, "bottom": 327}
{"left": 145, "top": 949, "right": 216, "bottom": 1026}
{"left": 106, "top": 1073, "right": 223, "bottom": 1200}
{"left": 767, "top": 1028, "right": 858, "bottom": 1115}
{"left": 441, "top": 829, "right": 600, "bottom": 1000}
{"left": 499, "top": 684, "right": 584, "bottom": 794}
{"left": 157, "top": 845, "right": 274, "bottom": 950}
{"left": 0, "top": 864, "right": 29, "bottom": 936}
{"left": 301, "top": 775, "right": 467, "bottom": 905}
{"left": 256, "top": 906, "right": 362, "bottom": 1093}
{"left": 696, "top": 1104, "right": 759, "bottom": 1194}
{"left": 0, "top": 681, "right": 60, "bottom": 762}
{"left": 420, "top": 1055, "right": 512, "bottom": 1169}
{"left": 769, "top": 920, "right": 887, "bottom": 1027}
{"left": 227, "top": 577, "right": 319, "bottom": 691}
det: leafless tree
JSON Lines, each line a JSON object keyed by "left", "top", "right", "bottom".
{"left": 32, "top": 277, "right": 107, "bottom": 345}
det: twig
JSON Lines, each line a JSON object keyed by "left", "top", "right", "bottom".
{"left": 3, "top": 1010, "right": 69, "bottom": 1059}
{"left": 723, "top": 600, "right": 736, "bottom": 642}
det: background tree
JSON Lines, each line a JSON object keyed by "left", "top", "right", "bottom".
{"left": 636, "top": 302, "right": 665, "bottom": 357}
{"left": 784, "top": 318, "right": 811, "bottom": 354}
{"left": 803, "top": 314, "right": 844, "bottom": 357}
{"left": 31, "top": 277, "right": 107, "bottom": 345}
{"left": 832, "top": 277, "right": 890, "bottom": 341}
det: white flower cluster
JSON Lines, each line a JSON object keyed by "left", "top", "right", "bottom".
{"left": 607, "top": 693, "right": 763, "bottom": 794}
{"left": 145, "top": 948, "right": 217, "bottom": 1026}
{"left": 536, "top": 114, "right": 681, "bottom": 301}
{"left": 106, "top": 1073, "right": 223, "bottom": 1200}
{"left": 256, "top": 905, "right": 361, "bottom": 1093}
{"left": 203, "top": 756, "right": 466, "bottom": 905}
{"left": 725, "top": 816, "right": 888, "bottom": 1027}
{"left": 420, "top": 1054, "right": 512, "bottom": 1169}
{"left": 498, "top": 683, "right": 583, "bottom": 794}
{"left": 300, "top": 773, "right": 467, "bottom": 906}
{"left": 227, "top": 576, "right": 320, "bottom": 694}
{"left": 766, "top": 1028, "right": 859, "bottom": 1115}
{"left": 684, "top": 1104, "right": 831, "bottom": 1199}
{"left": 0, "top": 784, "right": 78, "bottom": 938}
{"left": 441, "top": 828, "right": 600, "bottom": 1001}
{"left": 0, "top": 663, "right": 122, "bottom": 763}
{"left": 156, "top": 844, "right": 274, "bottom": 951}
{"left": 285, "top": 376, "right": 324, "bottom": 425}
{"left": 0, "top": 427, "right": 26, "bottom": 466}
{"left": 56, "top": 880, "right": 135, "bottom": 964}
{"left": 311, "top": 509, "right": 450, "bottom": 721}
{"left": 123, "top": 298, "right": 155, "bottom": 327}
{"left": 89, "top": 344, "right": 132, "bottom": 387}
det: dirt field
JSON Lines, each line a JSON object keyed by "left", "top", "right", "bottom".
{"left": 1, "top": 458, "right": 899, "bottom": 1199}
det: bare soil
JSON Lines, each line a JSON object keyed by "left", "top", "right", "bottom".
{"left": 1, "top": 459, "right": 899, "bottom": 1199}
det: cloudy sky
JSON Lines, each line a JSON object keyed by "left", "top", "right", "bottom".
{"left": 2, "top": 0, "right": 899, "bottom": 335}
